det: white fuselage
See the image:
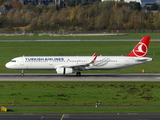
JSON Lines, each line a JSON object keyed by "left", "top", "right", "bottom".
{"left": 5, "top": 56, "right": 152, "bottom": 71}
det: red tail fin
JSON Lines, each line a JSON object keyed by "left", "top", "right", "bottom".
{"left": 126, "top": 36, "right": 150, "bottom": 57}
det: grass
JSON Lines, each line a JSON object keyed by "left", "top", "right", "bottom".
{"left": 1, "top": 82, "right": 160, "bottom": 106}
{"left": 1, "top": 40, "right": 159, "bottom": 73}
{"left": 1, "top": 82, "right": 160, "bottom": 113}
{"left": 2, "top": 107, "right": 160, "bottom": 113}
{"left": 1, "top": 33, "right": 160, "bottom": 40}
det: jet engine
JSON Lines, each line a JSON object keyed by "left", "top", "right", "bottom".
{"left": 56, "top": 67, "right": 74, "bottom": 74}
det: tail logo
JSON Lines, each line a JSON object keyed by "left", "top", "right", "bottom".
{"left": 133, "top": 42, "right": 147, "bottom": 57}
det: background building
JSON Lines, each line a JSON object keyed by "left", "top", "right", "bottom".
{"left": 19, "top": 0, "right": 53, "bottom": 5}
{"left": 19, "top": 0, "right": 65, "bottom": 9}
{"left": 125, "top": 0, "right": 156, "bottom": 7}
{"left": 19, "top": 0, "right": 64, "bottom": 6}
{"left": 101, "top": 0, "right": 157, "bottom": 7}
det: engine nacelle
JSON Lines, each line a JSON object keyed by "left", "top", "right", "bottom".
{"left": 56, "top": 67, "right": 74, "bottom": 74}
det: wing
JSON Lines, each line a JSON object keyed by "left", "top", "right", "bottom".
{"left": 56, "top": 53, "right": 98, "bottom": 70}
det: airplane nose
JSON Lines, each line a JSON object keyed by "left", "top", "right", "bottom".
{"left": 5, "top": 62, "right": 11, "bottom": 68}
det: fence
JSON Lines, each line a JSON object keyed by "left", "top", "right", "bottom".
{"left": 0, "top": 30, "right": 160, "bottom": 36}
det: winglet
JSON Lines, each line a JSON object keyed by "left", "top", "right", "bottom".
{"left": 91, "top": 53, "right": 98, "bottom": 63}
{"left": 126, "top": 36, "right": 150, "bottom": 57}
{"left": 92, "top": 52, "right": 97, "bottom": 56}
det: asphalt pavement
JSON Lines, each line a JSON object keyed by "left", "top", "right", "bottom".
{"left": 1, "top": 113, "right": 160, "bottom": 120}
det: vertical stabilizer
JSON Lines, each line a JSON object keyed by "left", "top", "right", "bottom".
{"left": 126, "top": 36, "right": 150, "bottom": 57}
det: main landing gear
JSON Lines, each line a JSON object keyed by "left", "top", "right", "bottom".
{"left": 21, "top": 70, "right": 24, "bottom": 76}
{"left": 76, "top": 72, "right": 81, "bottom": 76}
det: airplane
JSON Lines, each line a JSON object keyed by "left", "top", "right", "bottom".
{"left": 5, "top": 36, "right": 152, "bottom": 76}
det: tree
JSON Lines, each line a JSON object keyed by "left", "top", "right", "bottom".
{"left": 6, "top": 9, "right": 15, "bottom": 21}
{"left": 144, "top": 12, "right": 154, "bottom": 30}
{"left": 13, "top": 10, "right": 21, "bottom": 25}
{"left": 5, "top": 9, "right": 16, "bottom": 28}
{"left": 128, "top": 2, "right": 141, "bottom": 11}
{"left": 0, "top": 0, "right": 5, "bottom": 5}
{"left": 12, "top": 0, "right": 22, "bottom": 9}
{"left": 58, "top": 7, "right": 70, "bottom": 27}
{"left": 49, "top": 11, "right": 62, "bottom": 30}
{"left": 87, "top": 4, "right": 99, "bottom": 18}
{"left": 34, "top": 4, "right": 48, "bottom": 14}
{"left": 95, "top": 11, "right": 111, "bottom": 29}
{"left": 150, "top": 3, "right": 159, "bottom": 10}
{"left": 110, "top": 4, "right": 131, "bottom": 30}
{"left": 153, "top": 12, "right": 160, "bottom": 29}
{"left": 98, "top": 1, "right": 114, "bottom": 13}
{"left": 125, "top": 10, "right": 141, "bottom": 30}
{"left": 25, "top": 11, "right": 36, "bottom": 24}
{"left": 37, "top": 13, "right": 51, "bottom": 30}
{"left": 65, "top": 0, "right": 76, "bottom": 7}
{"left": 0, "top": 14, "right": 5, "bottom": 28}
{"left": 81, "top": 0, "right": 88, "bottom": 5}
{"left": 25, "top": 2, "right": 37, "bottom": 10}
{"left": 0, "top": 0, "right": 159, "bottom": 31}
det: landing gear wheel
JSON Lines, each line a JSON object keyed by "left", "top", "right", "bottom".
{"left": 76, "top": 72, "right": 81, "bottom": 76}
{"left": 21, "top": 70, "right": 24, "bottom": 76}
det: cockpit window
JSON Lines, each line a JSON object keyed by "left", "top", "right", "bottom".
{"left": 11, "top": 60, "right": 16, "bottom": 62}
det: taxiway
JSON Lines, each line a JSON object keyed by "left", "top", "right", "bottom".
{"left": 1, "top": 113, "right": 160, "bottom": 120}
